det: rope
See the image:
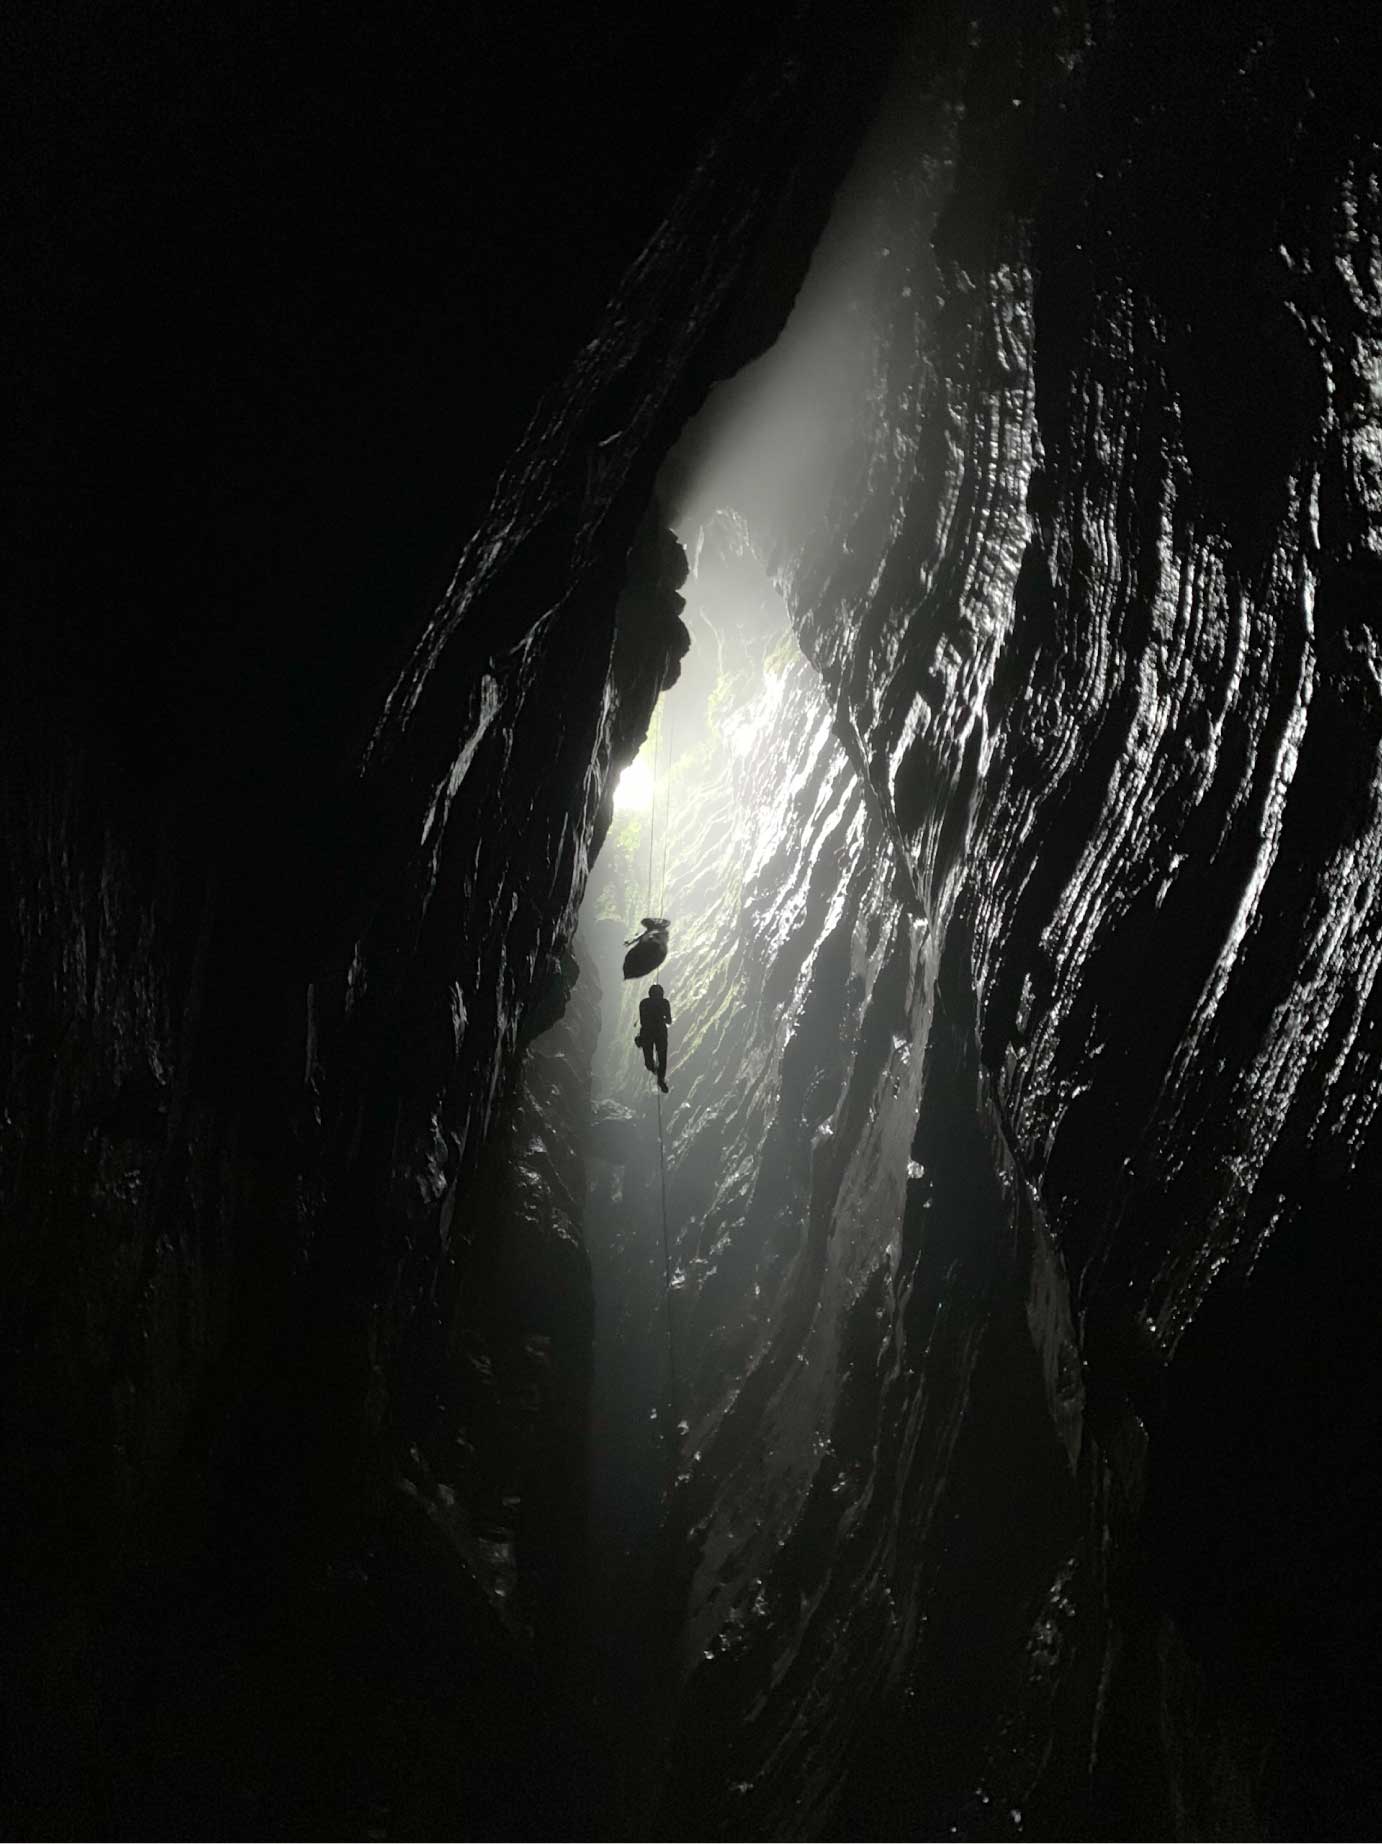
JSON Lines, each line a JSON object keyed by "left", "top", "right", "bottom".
{"left": 641, "top": 707, "right": 677, "bottom": 1436}
{"left": 659, "top": 716, "right": 677, "bottom": 1427}
{"left": 658, "top": 716, "right": 672, "bottom": 917}
{"left": 656, "top": 1089, "right": 677, "bottom": 1432}
{"left": 645, "top": 713, "right": 658, "bottom": 916}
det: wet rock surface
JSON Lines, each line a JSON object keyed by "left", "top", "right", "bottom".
{"left": 6, "top": 0, "right": 1382, "bottom": 1837}
{"left": 621, "top": 2, "right": 1382, "bottom": 1837}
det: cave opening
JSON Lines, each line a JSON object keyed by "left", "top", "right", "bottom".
{"left": 540, "top": 73, "right": 957, "bottom": 1830}
{"left": 563, "top": 516, "right": 808, "bottom": 1826}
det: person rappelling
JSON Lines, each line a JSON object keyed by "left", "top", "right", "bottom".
{"left": 622, "top": 915, "right": 670, "bottom": 981}
{"left": 634, "top": 982, "right": 672, "bottom": 1092}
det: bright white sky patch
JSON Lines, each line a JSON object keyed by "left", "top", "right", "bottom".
{"left": 613, "top": 754, "right": 655, "bottom": 811}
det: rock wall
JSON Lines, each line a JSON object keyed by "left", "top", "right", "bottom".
{"left": 8, "top": 0, "right": 1380, "bottom": 1836}
{"left": 3, "top": 7, "right": 900, "bottom": 1835}
{"left": 618, "top": 2, "right": 1382, "bottom": 1837}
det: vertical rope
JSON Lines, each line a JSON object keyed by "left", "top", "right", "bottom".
{"left": 657, "top": 1089, "right": 677, "bottom": 1431}
{"left": 657, "top": 715, "right": 677, "bottom": 1433}
{"left": 645, "top": 718, "right": 657, "bottom": 917}
{"left": 658, "top": 716, "right": 672, "bottom": 917}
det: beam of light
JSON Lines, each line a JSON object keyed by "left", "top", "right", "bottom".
{"left": 613, "top": 754, "right": 655, "bottom": 811}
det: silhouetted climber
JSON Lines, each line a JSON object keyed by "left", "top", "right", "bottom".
{"left": 635, "top": 983, "right": 672, "bottom": 1091}
{"left": 622, "top": 915, "right": 670, "bottom": 981}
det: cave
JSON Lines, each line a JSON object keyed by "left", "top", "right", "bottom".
{"left": 7, "top": 2, "right": 1382, "bottom": 1838}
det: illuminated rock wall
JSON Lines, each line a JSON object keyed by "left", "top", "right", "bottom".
{"left": 618, "top": 4, "right": 1382, "bottom": 1837}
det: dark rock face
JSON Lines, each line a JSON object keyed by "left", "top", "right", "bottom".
{"left": 3, "top": 7, "right": 899, "bottom": 1836}
{"left": 630, "top": 3, "right": 1382, "bottom": 1838}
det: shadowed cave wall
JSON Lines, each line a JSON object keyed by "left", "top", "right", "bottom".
{"left": 7, "top": 0, "right": 1382, "bottom": 1838}
{"left": 599, "top": 6, "right": 1382, "bottom": 1836}
{"left": 5, "top": 4, "right": 899, "bottom": 1835}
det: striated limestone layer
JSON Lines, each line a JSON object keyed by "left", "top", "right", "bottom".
{"left": 635, "top": 3, "right": 1382, "bottom": 1838}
